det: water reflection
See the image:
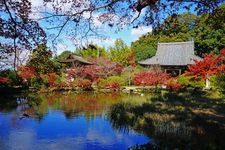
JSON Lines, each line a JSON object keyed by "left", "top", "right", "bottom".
{"left": 0, "top": 92, "right": 150, "bottom": 150}
{"left": 1, "top": 91, "right": 225, "bottom": 149}
{"left": 108, "top": 91, "right": 225, "bottom": 149}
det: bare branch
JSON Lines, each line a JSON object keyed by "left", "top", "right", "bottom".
{"left": 52, "top": 17, "right": 70, "bottom": 44}
{"left": 131, "top": 11, "right": 141, "bottom": 23}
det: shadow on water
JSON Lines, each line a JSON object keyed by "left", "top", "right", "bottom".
{"left": 108, "top": 90, "right": 225, "bottom": 150}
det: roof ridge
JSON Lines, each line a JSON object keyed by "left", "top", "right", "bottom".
{"left": 158, "top": 41, "right": 194, "bottom": 45}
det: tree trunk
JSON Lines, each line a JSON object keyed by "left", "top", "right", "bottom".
{"left": 205, "top": 75, "right": 211, "bottom": 89}
{"left": 13, "top": 37, "right": 17, "bottom": 70}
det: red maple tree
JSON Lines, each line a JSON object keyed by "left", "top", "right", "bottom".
{"left": 47, "top": 73, "right": 57, "bottom": 87}
{"left": 17, "top": 66, "right": 37, "bottom": 81}
{"left": 165, "top": 78, "right": 182, "bottom": 91}
{"left": 185, "top": 48, "right": 225, "bottom": 80}
{"left": 132, "top": 70, "right": 171, "bottom": 86}
{"left": 74, "top": 79, "right": 92, "bottom": 90}
{"left": 94, "top": 57, "right": 123, "bottom": 77}
{"left": 128, "top": 51, "right": 136, "bottom": 67}
{"left": 66, "top": 57, "right": 123, "bottom": 82}
{"left": 66, "top": 65, "right": 99, "bottom": 82}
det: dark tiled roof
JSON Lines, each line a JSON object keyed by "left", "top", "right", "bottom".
{"left": 139, "top": 41, "right": 202, "bottom": 66}
{"left": 60, "top": 54, "right": 93, "bottom": 65}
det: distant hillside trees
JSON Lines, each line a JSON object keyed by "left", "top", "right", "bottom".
{"left": 131, "top": 4, "right": 225, "bottom": 61}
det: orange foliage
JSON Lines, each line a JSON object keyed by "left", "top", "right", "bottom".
{"left": 105, "top": 82, "right": 121, "bottom": 90}
{"left": 47, "top": 73, "right": 57, "bottom": 86}
{"left": 165, "top": 79, "right": 182, "bottom": 91}
{"left": 17, "top": 66, "right": 36, "bottom": 81}
{"left": 74, "top": 79, "right": 92, "bottom": 90}
{"left": 128, "top": 51, "right": 136, "bottom": 67}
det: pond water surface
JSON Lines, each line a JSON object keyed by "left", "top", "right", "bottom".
{"left": 0, "top": 93, "right": 150, "bottom": 150}
{"left": 1, "top": 91, "right": 225, "bottom": 150}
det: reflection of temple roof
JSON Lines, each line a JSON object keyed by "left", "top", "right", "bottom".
{"left": 60, "top": 54, "right": 93, "bottom": 65}
{"left": 139, "top": 41, "right": 202, "bottom": 66}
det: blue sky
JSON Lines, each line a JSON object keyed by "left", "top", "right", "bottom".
{"left": 0, "top": 0, "right": 153, "bottom": 69}
{"left": 53, "top": 26, "right": 152, "bottom": 54}
{"left": 30, "top": 0, "right": 153, "bottom": 55}
{"left": 30, "top": 0, "right": 202, "bottom": 55}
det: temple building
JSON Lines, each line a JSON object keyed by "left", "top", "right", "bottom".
{"left": 59, "top": 54, "right": 93, "bottom": 68}
{"left": 138, "top": 41, "right": 202, "bottom": 76}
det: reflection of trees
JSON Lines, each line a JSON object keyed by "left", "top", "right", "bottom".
{"left": 1, "top": 92, "right": 126, "bottom": 123}
{"left": 0, "top": 95, "right": 18, "bottom": 111}
{"left": 108, "top": 91, "right": 225, "bottom": 149}
{"left": 17, "top": 94, "right": 47, "bottom": 122}
{"left": 42, "top": 92, "right": 122, "bottom": 120}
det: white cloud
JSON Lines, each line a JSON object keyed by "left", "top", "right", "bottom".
{"left": 131, "top": 26, "right": 152, "bottom": 41}
{"left": 30, "top": 0, "right": 43, "bottom": 7}
{"left": 88, "top": 38, "right": 116, "bottom": 47}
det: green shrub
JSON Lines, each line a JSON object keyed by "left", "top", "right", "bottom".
{"left": 30, "top": 77, "right": 44, "bottom": 89}
{"left": 120, "top": 65, "right": 143, "bottom": 86}
{"left": 98, "top": 76, "right": 126, "bottom": 89}
{"left": 212, "top": 74, "right": 225, "bottom": 91}
{"left": 177, "top": 74, "right": 204, "bottom": 88}
{"left": 0, "top": 70, "right": 22, "bottom": 86}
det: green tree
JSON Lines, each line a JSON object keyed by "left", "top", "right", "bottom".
{"left": 213, "top": 74, "right": 225, "bottom": 92}
{"left": 194, "top": 4, "right": 225, "bottom": 56}
{"left": 131, "top": 33, "right": 157, "bottom": 62}
{"left": 109, "top": 39, "right": 131, "bottom": 66}
{"left": 27, "top": 44, "right": 56, "bottom": 74}
{"left": 57, "top": 50, "right": 74, "bottom": 61}
{"left": 131, "top": 13, "right": 198, "bottom": 62}
{"left": 154, "top": 13, "right": 198, "bottom": 36}
{"left": 76, "top": 44, "right": 107, "bottom": 58}
{"left": 132, "top": 7, "right": 225, "bottom": 59}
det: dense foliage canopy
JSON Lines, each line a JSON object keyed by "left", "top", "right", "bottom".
{"left": 0, "top": 0, "right": 46, "bottom": 69}
{"left": 132, "top": 5, "right": 225, "bottom": 61}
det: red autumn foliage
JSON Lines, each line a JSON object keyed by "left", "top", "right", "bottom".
{"left": 74, "top": 79, "right": 92, "bottom": 90}
{"left": 47, "top": 73, "right": 57, "bottom": 87}
{"left": 132, "top": 70, "right": 171, "bottom": 86}
{"left": 0, "top": 77, "right": 10, "bottom": 84}
{"left": 66, "top": 68, "right": 79, "bottom": 79}
{"left": 128, "top": 51, "right": 136, "bottom": 67}
{"left": 105, "top": 82, "right": 121, "bottom": 90}
{"left": 66, "top": 57, "right": 123, "bottom": 81}
{"left": 66, "top": 65, "right": 99, "bottom": 82}
{"left": 165, "top": 79, "right": 182, "bottom": 91}
{"left": 55, "top": 81, "right": 70, "bottom": 89}
{"left": 17, "top": 66, "right": 36, "bottom": 81}
{"left": 93, "top": 57, "right": 123, "bottom": 77}
{"left": 185, "top": 48, "right": 225, "bottom": 80}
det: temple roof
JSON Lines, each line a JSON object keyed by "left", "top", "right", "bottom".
{"left": 139, "top": 41, "right": 202, "bottom": 66}
{"left": 60, "top": 54, "right": 93, "bottom": 65}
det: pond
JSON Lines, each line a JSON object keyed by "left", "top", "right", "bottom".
{"left": 0, "top": 91, "right": 225, "bottom": 150}
{"left": 0, "top": 92, "right": 151, "bottom": 150}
